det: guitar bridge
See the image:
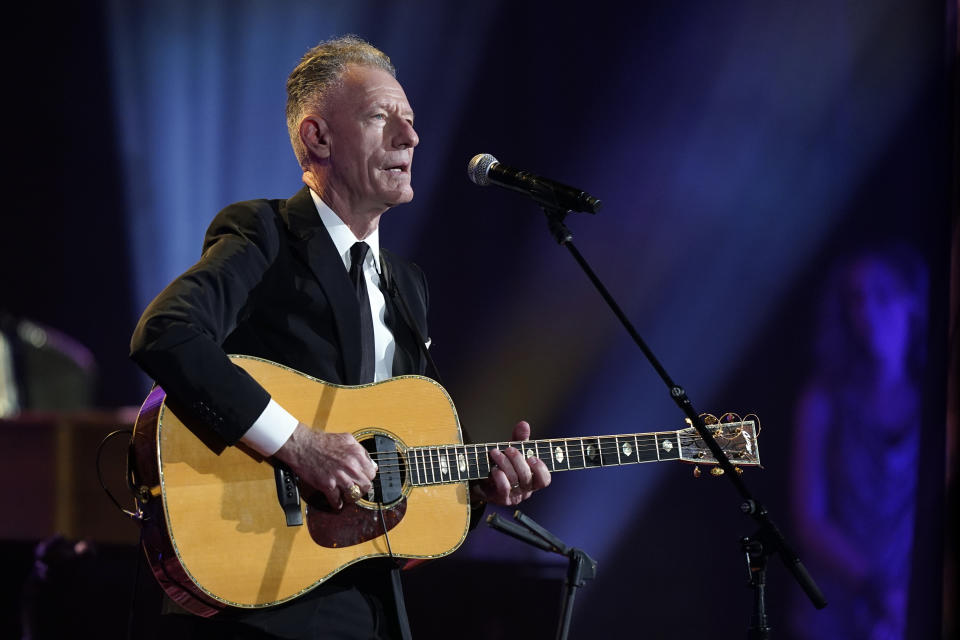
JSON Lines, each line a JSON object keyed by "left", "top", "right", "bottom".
{"left": 274, "top": 463, "right": 303, "bottom": 526}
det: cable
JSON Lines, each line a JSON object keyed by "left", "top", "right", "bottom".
{"left": 95, "top": 429, "right": 140, "bottom": 520}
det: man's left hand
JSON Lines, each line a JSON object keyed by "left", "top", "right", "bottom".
{"left": 471, "top": 420, "right": 551, "bottom": 507}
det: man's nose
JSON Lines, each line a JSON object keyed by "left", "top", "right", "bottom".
{"left": 394, "top": 120, "right": 419, "bottom": 149}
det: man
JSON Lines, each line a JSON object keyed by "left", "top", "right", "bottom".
{"left": 130, "top": 35, "right": 550, "bottom": 639}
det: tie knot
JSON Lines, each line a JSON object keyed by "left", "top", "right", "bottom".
{"left": 350, "top": 242, "right": 370, "bottom": 270}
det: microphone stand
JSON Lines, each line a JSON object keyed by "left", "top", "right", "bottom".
{"left": 538, "top": 204, "right": 827, "bottom": 636}
{"left": 487, "top": 510, "right": 597, "bottom": 640}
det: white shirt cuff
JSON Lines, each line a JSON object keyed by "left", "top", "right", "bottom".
{"left": 241, "top": 398, "right": 299, "bottom": 457}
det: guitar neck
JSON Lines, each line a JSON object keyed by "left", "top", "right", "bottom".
{"left": 406, "top": 430, "right": 684, "bottom": 487}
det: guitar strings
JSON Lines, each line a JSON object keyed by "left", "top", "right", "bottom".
{"left": 364, "top": 434, "right": 742, "bottom": 464}
{"left": 364, "top": 433, "right": 752, "bottom": 476}
{"left": 363, "top": 431, "right": 740, "bottom": 462}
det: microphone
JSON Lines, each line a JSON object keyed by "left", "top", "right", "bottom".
{"left": 467, "top": 154, "right": 601, "bottom": 214}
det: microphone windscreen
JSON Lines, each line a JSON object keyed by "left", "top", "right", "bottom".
{"left": 467, "top": 153, "right": 498, "bottom": 186}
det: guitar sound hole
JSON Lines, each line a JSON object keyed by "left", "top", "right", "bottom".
{"left": 361, "top": 434, "right": 406, "bottom": 505}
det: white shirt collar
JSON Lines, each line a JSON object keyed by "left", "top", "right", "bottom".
{"left": 309, "top": 189, "right": 381, "bottom": 272}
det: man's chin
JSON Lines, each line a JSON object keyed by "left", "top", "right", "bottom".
{"left": 383, "top": 188, "right": 414, "bottom": 207}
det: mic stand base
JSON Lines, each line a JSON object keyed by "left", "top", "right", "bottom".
{"left": 743, "top": 535, "right": 772, "bottom": 640}
{"left": 486, "top": 511, "right": 597, "bottom": 640}
{"left": 558, "top": 548, "right": 597, "bottom": 640}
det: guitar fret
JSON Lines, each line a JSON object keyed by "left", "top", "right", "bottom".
{"left": 542, "top": 440, "right": 559, "bottom": 472}
{"left": 653, "top": 432, "right": 680, "bottom": 462}
{"left": 479, "top": 446, "right": 492, "bottom": 479}
{"left": 409, "top": 448, "right": 420, "bottom": 486}
{"left": 473, "top": 444, "right": 484, "bottom": 480}
{"left": 558, "top": 439, "right": 569, "bottom": 471}
{"left": 453, "top": 446, "right": 467, "bottom": 480}
{"left": 566, "top": 438, "right": 584, "bottom": 470}
{"left": 409, "top": 449, "right": 418, "bottom": 486}
{"left": 636, "top": 435, "right": 658, "bottom": 463}
{"left": 414, "top": 448, "right": 423, "bottom": 484}
{"left": 465, "top": 445, "right": 476, "bottom": 480}
{"left": 448, "top": 446, "right": 460, "bottom": 482}
{"left": 522, "top": 441, "right": 537, "bottom": 468}
{"left": 438, "top": 447, "right": 446, "bottom": 483}
{"left": 443, "top": 448, "right": 450, "bottom": 482}
{"left": 533, "top": 440, "right": 547, "bottom": 471}
{"left": 616, "top": 436, "right": 635, "bottom": 465}
{"left": 583, "top": 438, "right": 602, "bottom": 467}
{"left": 431, "top": 447, "right": 442, "bottom": 483}
{"left": 598, "top": 436, "right": 618, "bottom": 466}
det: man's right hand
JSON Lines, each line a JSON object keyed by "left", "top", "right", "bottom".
{"left": 272, "top": 423, "right": 377, "bottom": 509}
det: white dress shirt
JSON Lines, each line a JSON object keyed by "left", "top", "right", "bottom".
{"left": 240, "top": 191, "right": 396, "bottom": 457}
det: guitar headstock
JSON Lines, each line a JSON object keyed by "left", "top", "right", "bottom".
{"left": 678, "top": 414, "right": 761, "bottom": 467}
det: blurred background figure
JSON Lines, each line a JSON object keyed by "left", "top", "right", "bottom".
{"left": 790, "top": 245, "right": 928, "bottom": 640}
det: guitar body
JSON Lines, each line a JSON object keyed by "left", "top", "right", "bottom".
{"left": 130, "top": 355, "right": 469, "bottom": 616}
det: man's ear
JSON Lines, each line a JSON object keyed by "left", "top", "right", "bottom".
{"left": 299, "top": 115, "right": 331, "bottom": 159}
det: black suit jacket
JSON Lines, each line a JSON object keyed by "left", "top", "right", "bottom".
{"left": 130, "top": 187, "right": 430, "bottom": 445}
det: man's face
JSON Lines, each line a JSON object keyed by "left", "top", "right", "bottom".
{"left": 320, "top": 64, "right": 418, "bottom": 214}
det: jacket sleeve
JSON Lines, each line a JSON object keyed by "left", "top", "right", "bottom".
{"left": 130, "top": 201, "right": 282, "bottom": 445}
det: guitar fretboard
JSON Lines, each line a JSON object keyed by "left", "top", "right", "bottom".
{"left": 405, "top": 432, "right": 682, "bottom": 487}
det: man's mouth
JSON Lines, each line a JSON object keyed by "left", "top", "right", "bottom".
{"left": 384, "top": 162, "right": 409, "bottom": 174}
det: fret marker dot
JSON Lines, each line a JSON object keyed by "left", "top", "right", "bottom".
{"left": 554, "top": 447, "right": 564, "bottom": 463}
{"left": 457, "top": 453, "right": 467, "bottom": 472}
{"left": 440, "top": 456, "right": 449, "bottom": 476}
{"left": 622, "top": 442, "right": 633, "bottom": 457}
{"left": 525, "top": 448, "right": 534, "bottom": 458}
{"left": 662, "top": 440, "right": 674, "bottom": 452}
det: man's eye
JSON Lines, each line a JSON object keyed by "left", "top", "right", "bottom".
{"left": 372, "top": 113, "right": 387, "bottom": 120}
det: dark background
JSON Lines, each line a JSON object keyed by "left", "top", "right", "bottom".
{"left": 2, "top": 1, "right": 955, "bottom": 638}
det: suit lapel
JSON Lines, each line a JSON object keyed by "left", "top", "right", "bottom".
{"left": 381, "top": 248, "right": 428, "bottom": 377}
{"left": 380, "top": 252, "right": 417, "bottom": 376}
{"left": 280, "top": 187, "right": 364, "bottom": 385}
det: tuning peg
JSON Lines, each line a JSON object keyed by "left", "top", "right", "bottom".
{"left": 734, "top": 467, "right": 743, "bottom": 475}
{"left": 693, "top": 466, "right": 701, "bottom": 478}
{"left": 710, "top": 467, "right": 724, "bottom": 476}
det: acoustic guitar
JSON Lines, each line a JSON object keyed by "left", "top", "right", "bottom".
{"left": 129, "top": 355, "right": 760, "bottom": 616}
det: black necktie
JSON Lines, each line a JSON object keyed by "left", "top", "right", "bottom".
{"left": 349, "top": 242, "right": 376, "bottom": 384}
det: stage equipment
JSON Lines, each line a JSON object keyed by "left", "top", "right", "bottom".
{"left": 126, "top": 356, "right": 758, "bottom": 616}
{"left": 487, "top": 510, "right": 596, "bottom": 640}
{"left": 468, "top": 154, "right": 827, "bottom": 639}
{"left": 467, "top": 153, "right": 601, "bottom": 214}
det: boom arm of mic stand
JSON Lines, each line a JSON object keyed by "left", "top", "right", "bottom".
{"left": 538, "top": 204, "right": 827, "bottom": 612}
{"left": 486, "top": 512, "right": 558, "bottom": 553}
{"left": 486, "top": 510, "right": 596, "bottom": 640}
